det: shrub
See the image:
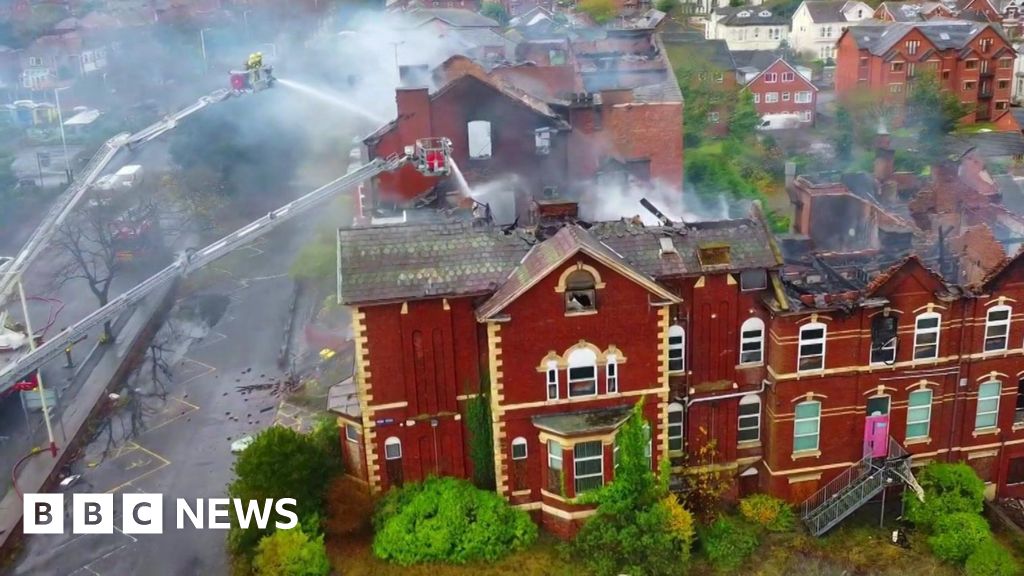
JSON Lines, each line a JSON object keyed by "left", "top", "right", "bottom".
{"left": 654, "top": 0, "right": 677, "bottom": 11}
{"left": 965, "top": 540, "right": 1021, "bottom": 576}
{"left": 738, "top": 494, "right": 796, "bottom": 532}
{"left": 578, "top": 0, "right": 616, "bottom": 22}
{"left": 661, "top": 495, "right": 695, "bottom": 563}
{"left": 927, "top": 512, "right": 991, "bottom": 564}
{"left": 904, "top": 463, "right": 985, "bottom": 530}
{"left": 253, "top": 528, "right": 330, "bottom": 576}
{"left": 372, "top": 476, "right": 537, "bottom": 565}
{"left": 699, "top": 516, "right": 760, "bottom": 571}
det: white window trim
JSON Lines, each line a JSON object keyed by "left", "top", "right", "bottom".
{"left": 467, "top": 120, "right": 492, "bottom": 159}
{"left": 984, "top": 305, "right": 1011, "bottom": 353}
{"left": 512, "top": 437, "right": 528, "bottom": 460}
{"left": 738, "top": 394, "right": 761, "bottom": 443}
{"left": 667, "top": 403, "right": 684, "bottom": 452}
{"left": 976, "top": 381, "right": 1001, "bottom": 430}
{"left": 567, "top": 349, "right": 598, "bottom": 398}
{"left": 606, "top": 354, "right": 618, "bottom": 394}
{"left": 573, "top": 441, "right": 604, "bottom": 494}
{"left": 668, "top": 325, "right": 685, "bottom": 374}
{"left": 548, "top": 440, "right": 563, "bottom": 470}
{"left": 913, "top": 312, "right": 941, "bottom": 360}
{"left": 546, "top": 360, "right": 559, "bottom": 400}
{"left": 793, "top": 401, "right": 821, "bottom": 452}
{"left": 384, "top": 436, "right": 402, "bottom": 460}
{"left": 739, "top": 317, "right": 765, "bottom": 366}
{"left": 906, "top": 389, "right": 932, "bottom": 440}
{"left": 345, "top": 424, "right": 360, "bottom": 443}
{"left": 798, "top": 322, "right": 826, "bottom": 372}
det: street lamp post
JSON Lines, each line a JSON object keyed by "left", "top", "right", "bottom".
{"left": 53, "top": 86, "right": 72, "bottom": 184}
{"left": 390, "top": 41, "right": 405, "bottom": 80}
{"left": 256, "top": 43, "right": 278, "bottom": 59}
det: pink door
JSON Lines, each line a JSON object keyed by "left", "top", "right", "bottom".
{"left": 863, "top": 415, "right": 890, "bottom": 458}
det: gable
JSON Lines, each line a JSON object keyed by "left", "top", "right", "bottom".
{"left": 866, "top": 256, "right": 947, "bottom": 297}
{"left": 981, "top": 248, "right": 1024, "bottom": 291}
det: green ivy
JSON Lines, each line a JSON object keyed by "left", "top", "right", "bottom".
{"left": 465, "top": 388, "right": 495, "bottom": 490}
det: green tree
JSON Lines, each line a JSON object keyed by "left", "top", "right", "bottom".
{"left": 730, "top": 90, "right": 760, "bottom": 140}
{"left": 966, "top": 540, "right": 1021, "bottom": 576}
{"left": 571, "top": 401, "right": 692, "bottom": 576}
{"left": 290, "top": 234, "right": 337, "bottom": 288}
{"left": 228, "top": 427, "right": 334, "bottom": 556}
{"left": 465, "top": 390, "right": 495, "bottom": 490}
{"left": 655, "top": 0, "right": 677, "bottom": 11}
{"left": 253, "top": 528, "right": 331, "bottom": 576}
{"left": 834, "top": 105, "right": 854, "bottom": 161}
{"left": 904, "top": 462, "right": 985, "bottom": 530}
{"left": 671, "top": 59, "right": 738, "bottom": 145}
{"left": 907, "top": 71, "right": 969, "bottom": 160}
{"left": 928, "top": 512, "right": 991, "bottom": 564}
{"left": 579, "top": 0, "right": 617, "bottom": 23}
{"left": 480, "top": 2, "right": 510, "bottom": 24}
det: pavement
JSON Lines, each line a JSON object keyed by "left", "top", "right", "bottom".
{"left": 9, "top": 214, "right": 321, "bottom": 575}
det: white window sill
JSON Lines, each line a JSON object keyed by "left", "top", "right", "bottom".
{"left": 791, "top": 450, "right": 821, "bottom": 460}
{"left": 737, "top": 363, "right": 764, "bottom": 370}
{"left": 738, "top": 440, "right": 762, "bottom": 449}
{"left": 1012, "top": 421, "right": 1024, "bottom": 432}
{"left": 565, "top": 309, "right": 598, "bottom": 317}
{"left": 904, "top": 436, "right": 931, "bottom": 446}
{"left": 972, "top": 427, "right": 1001, "bottom": 438}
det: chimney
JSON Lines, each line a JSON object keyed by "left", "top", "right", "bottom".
{"left": 533, "top": 188, "right": 579, "bottom": 222}
{"left": 395, "top": 88, "right": 432, "bottom": 150}
{"left": 784, "top": 161, "right": 796, "bottom": 189}
{"left": 874, "top": 132, "right": 895, "bottom": 182}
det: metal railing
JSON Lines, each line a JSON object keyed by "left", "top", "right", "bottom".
{"left": 800, "top": 437, "right": 911, "bottom": 537}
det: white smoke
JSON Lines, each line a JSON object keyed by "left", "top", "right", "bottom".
{"left": 580, "top": 179, "right": 732, "bottom": 226}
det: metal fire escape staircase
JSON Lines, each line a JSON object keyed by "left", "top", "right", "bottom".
{"left": 800, "top": 438, "right": 925, "bottom": 537}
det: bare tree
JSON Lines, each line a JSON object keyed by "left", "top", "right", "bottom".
{"left": 54, "top": 198, "right": 158, "bottom": 340}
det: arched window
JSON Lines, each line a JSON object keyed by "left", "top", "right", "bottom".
{"left": 739, "top": 318, "right": 765, "bottom": 365}
{"left": 793, "top": 400, "right": 820, "bottom": 452}
{"left": 913, "top": 312, "right": 941, "bottom": 360}
{"left": 545, "top": 360, "right": 559, "bottom": 401}
{"left": 984, "top": 305, "right": 1011, "bottom": 352}
{"left": 976, "top": 381, "right": 1002, "bottom": 430}
{"left": 606, "top": 354, "right": 618, "bottom": 394}
{"left": 738, "top": 395, "right": 761, "bottom": 442}
{"left": 668, "top": 325, "right": 685, "bottom": 373}
{"left": 565, "top": 270, "right": 596, "bottom": 313}
{"left": 907, "top": 389, "right": 933, "bottom": 439}
{"left": 511, "top": 437, "right": 528, "bottom": 460}
{"left": 798, "top": 323, "right": 826, "bottom": 372}
{"left": 384, "top": 437, "right": 402, "bottom": 460}
{"left": 667, "top": 403, "right": 684, "bottom": 452}
{"left": 567, "top": 348, "right": 598, "bottom": 398}
{"left": 467, "top": 120, "right": 492, "bottom": 159}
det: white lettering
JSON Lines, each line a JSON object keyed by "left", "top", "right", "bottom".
{"left": 176, "top": 498, "right": 204, "bottom": 529}
{"left": 123, "top": 494, "right": 163, "bottom": 534}
{"left": 274, "top": 499, "right": 298, "bottom": 530}
{"left": 208, "top": 498, "right": 231, "bottom": 529}
{"left": 23, "top": 494, "right": 63, "bottom": 534}
{"left": 233, "top": 499, "right": 274, "bottom": 530}
{"left": 73, "top": 493, "right": 113, "bottom": 534}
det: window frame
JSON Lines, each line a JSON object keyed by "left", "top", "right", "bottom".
{"left": 984, "top": 305, "right": 1011, "bottom": 353}
{"left": 739, "top": 317, "right": 765, "bottom": 366}
{"left": 1016, "top": 377, "right": 1024, "bottom": 425}
{"left": 975, "top": 381, "right": 1002, "bottom": 430}
{"left": 798, "top": 322, "right": 826, "bottom": 372}
{"left": 870, "top": 314, "right": 898, "bottom": 365}
{"left": 606, "top": 354, "right": 618, "bottom": 394}
{"left": 793, "top": 400, "right": 821, "bottom": 452}
{"left": 384, "top": 436, "right": 402, "bottom": 460}
{"left": 546, "top": 360, "right": 559, "bottom": 400}
{"left": 467, "top": 120, "right": 493, "bottom": 160}
{"left": 906, "top": 389, "right": 933, "bottom": 440}
{"left": 573, "top": 440, "right": 604, "bottom": 494}
{"left": 567, "top": 348, "right": 598, "bottom": 398}
{"left": 739, "top": 269, "right": 767, "bottom": 291}
{"left": 564, "top": 269, "right": 597, "bottom": 314}
{"left": 345, "top": 423, "right": 360, "bottom": 443}
{"left": 913, "top": 312, "right": 941, "bottom": 360}
{"left": 668, "top": 325, "right": 685, "bottom": 374}
{"left": 511, "top": 437, "right": 528, "bottom": 460}
{"left": 765, "top": 91, "right": 779, "bottom": 103}
{"left": 668, "top": 403, "right": 684, "bottom": 452}
{"left": 738, "top": 394, "right": 761, "bottom": 443}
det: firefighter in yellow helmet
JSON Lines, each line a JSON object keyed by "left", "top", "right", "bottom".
{"left": 247, "top": 52, "right": 263, "bottom": 82}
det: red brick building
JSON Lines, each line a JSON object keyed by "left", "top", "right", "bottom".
{"left": 835, "top": 21, "right": 1016, "bottom": 123}
{"left": 362, "top": 34, "right": 684, "bottom": 221}
{"left": 335, "top": 206, "right": 782, "bottom": 534}
{"left": 745, "top": 58, "right": 818, "bottom": 125}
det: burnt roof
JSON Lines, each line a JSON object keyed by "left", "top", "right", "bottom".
{"left": 338, "top": 216, "right": 783, "bottom": 306}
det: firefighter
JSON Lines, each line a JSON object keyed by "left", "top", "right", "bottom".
{"left": 248, "top": 52, "right": 264, "bottom": 82}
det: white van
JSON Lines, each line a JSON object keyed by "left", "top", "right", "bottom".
{"left": 757, "top": 113, "right": 803, "bottom": 131}
{"left": 113, "top": 164, "right": 144, "bottom": 188}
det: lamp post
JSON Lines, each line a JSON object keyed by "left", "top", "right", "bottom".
{"left": 53, "top": 86, "right": 71, "bottom": 184}
{"left": 0, "top": 256, "right": 58, "bottom": 458}
{"left": 390, "top": 41, "right": 405, "bottom": 80}
{"left": 256, "top": 43, "right": 278, "bottom": 59}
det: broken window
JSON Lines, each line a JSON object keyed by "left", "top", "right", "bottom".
{"left": 870, "top": 315, "right": 898, "bottom": 365}
{"left": 535, "top": 128, "right": 552, "bottom": 155}
{"left": 467, "top": 120, "right": 492, "bottom": 159}
{"left": 698, "top": 244, "right": 731, "bottom": 268}
{"left": 565, "top": 270, "right": 597, "bottom": 313}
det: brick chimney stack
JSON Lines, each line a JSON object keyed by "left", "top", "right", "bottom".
{"left": 873, "top": 120, "right": 894, "bottom": 182}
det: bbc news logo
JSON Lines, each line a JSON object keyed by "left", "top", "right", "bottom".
{"left": 24, "top": 494, "right": 298, "bottom": 535}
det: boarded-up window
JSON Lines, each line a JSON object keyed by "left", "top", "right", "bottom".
{"left": 468, "top": 120, "right": 492, "bottom": 159}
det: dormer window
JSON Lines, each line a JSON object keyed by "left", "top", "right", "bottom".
{"left": 738, "top": 10, "right": 750, "bottom": 17}
{"left": 565, "top": 270, "right": 597, "bottom": 313}
{"left": 758, "top": 10, "right": 771, "bottom": 16}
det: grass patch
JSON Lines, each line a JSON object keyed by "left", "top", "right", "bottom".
{"left": 956, "top": 122, "right": 998, "bottom": 134}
